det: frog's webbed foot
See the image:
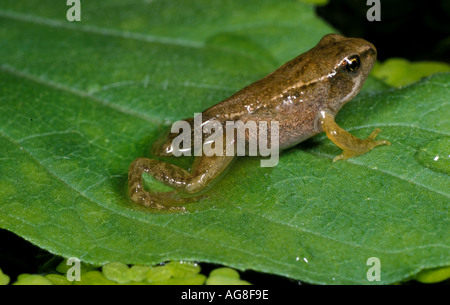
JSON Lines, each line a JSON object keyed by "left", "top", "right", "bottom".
{"left": 130, "top": 190, "right": 201, "bottom": 212}
{"left": 128, "top": 158, "right": 196, "bottom": 211}
{"left": 128, "top": 170, "right": 187, "bottom": 211}
{"left": 319, "top": 111, "right": 391, "bottom": 162}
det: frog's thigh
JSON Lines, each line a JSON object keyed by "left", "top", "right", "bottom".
{"left": 151, "top": 117, "right": 195, "bottom": 157}
{"left": 319, "top": 111, "right": 391, "bottom": 162}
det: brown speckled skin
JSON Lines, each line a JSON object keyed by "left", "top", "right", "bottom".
{"left": 202, "top": 34, "right": 376, "bottom": 149}
{"left": 155, "top": 34, "right": 376, "bottom": 155}
{"left": 129, "top": 34, "right": 378, "bottom": 210}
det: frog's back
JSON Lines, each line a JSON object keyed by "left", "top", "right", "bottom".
{"left": 202, "top": 51, "right": 319, "bottom": 122}
{"left": 200, "top": 34, "right": 377, "bottom": 148}
{"left": 203, "top": 34, "right": 376, "bottom": 123}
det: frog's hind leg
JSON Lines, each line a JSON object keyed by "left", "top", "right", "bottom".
{"left": 128, "top": 154, "right": 234, "bottom": 211}
{"left": 151, "top": 117, "right": 195, "bottom": 157}
{"left": 319, "top": 111, "right": 391, "bottom": 162}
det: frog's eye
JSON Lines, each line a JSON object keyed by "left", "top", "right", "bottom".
{"left": 343, "top": 55, "right": 361, "bottom": 73}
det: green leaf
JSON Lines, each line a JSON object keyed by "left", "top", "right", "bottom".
{"left": 372, "top": 58, "right": 450, "bottom": 87}
{"left": 128, "top": 265, "right": 152, "bottom": 282}
{"left": 415, "top": 266, "right": 450, "bottom": 284}
{"left": 0, "top": 268, "right": 10, "bottom": 285}
{"left": 12, "top": 274, "right": 53, "bottom": 285}
{"left": 55, "top": 258, "right": 96, "bottom": 275}
{"left": 161, "top": 261, "right": 201, "bottom": 279}
{"left": 0, "top": 0, "right": 449, "bottom": 285}
{"left": 45, "top": 274, "right": 73, "bottom": 285}
{"left": 145, "top": 261, "right": 204, "bottom": 285}
{"left": 102, "top": 262, "right": 133, "bottom": 284}
{"left": 162, "top": 274, "right": 206, "bottom": 285}
{"left": 73, "top": 271, "right": 117, "bottom": 285}
{"left": 205, "top": 267, "right": 251, "bottom": 285}
{"left": 101, "top": 261, "right": 203, "bottom": 284}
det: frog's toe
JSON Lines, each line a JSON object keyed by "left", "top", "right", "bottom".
{"left": 332, "top": 154, "right": 346, "bottom": 162}
{"left": 373, "top": 139, "right": 391, "bottom": 147}
{"left": 366, "top": 128, "right": 382, "bottom": 140}
{"left": 332, "top": 151, "right": 357, "bottom": 162}
{"left": 366, "top": 128, "right": 391, "bottom": 147}
{"left": 154, "top": 202, "right": 186, "bottom": 211}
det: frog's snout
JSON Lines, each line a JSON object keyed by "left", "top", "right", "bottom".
{"left": 367, "top": 42, "right": 377, "bottom": 59}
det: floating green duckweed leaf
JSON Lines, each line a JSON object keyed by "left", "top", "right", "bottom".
{"left": 415, "top": 266, "right": 450, "bottom": 284}
{"left": 372, "top": 58, "right": 450, "bottom": 87}
{"left": 45, "top": 274, "right": 72, "bottom": 285}
{"left": 164, "top": 261, "right": 201, "bottom": 279}
{"left": 2, "top": 261, "right": 237, "bottom": 285}
{"left": 0, "top": 268, "right": 10, "bottom": 285}
{"left": 74, "top": 271, "right": 117, "bottom": 285}
{"left": 102, "top": 262, "right": 132, "bottom": 284}
{"left": 13, "top": 274, "right": 53, "bottom": 285}
{"left": 145, "top": 261, "right": 204, "bottom": 284}
{"left": 146, "top": 265, "right": 174, "bottom": 283}
{"left": 128, "top": 265, "right": 152, "bottom": 282}
{"left": 165, "top": 274, "right": 207, "bottom": 285}
{"left": 205, "top": 267, "right": 251, "bottom": 285}
{"left": 101, "top": 262, "right": 152, "bottom": 283}
{"left": 56, "top": 259, "right": 96, "bottom": 275}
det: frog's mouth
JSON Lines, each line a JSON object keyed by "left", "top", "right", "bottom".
{"left": 341, "top": 75, "right": 363, "bottom": 105}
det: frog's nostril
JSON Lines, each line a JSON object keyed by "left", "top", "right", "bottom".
{"left": 368, "top": 43, "right": 377, "bottom": 57}
{"left": 360, "top": 44, "right": 377, "bottom": 61}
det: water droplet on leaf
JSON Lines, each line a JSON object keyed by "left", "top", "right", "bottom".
{"left": 415, "top": 138, "right": 450, "bottom": 175}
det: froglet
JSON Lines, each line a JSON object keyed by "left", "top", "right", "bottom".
{"left": 128, "top": 34, "right": 390, "bottom": 210}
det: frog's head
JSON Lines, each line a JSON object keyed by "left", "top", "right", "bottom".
{"left": 315, "top": 33, "right": 377, "bottom": 114}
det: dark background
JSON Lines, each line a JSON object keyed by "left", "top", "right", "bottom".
{"left": 317, "top": 0, "right": 450, "bottom": 63}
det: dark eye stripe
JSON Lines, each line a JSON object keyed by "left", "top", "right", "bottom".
{"left": 344, "top": 55, "right": 360, "bottom": 73}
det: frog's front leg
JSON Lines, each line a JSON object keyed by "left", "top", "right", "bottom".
{"left": 128, "top": 154, "right": 234, "bottom": 211}
{"left": 319, "top": 110, "right": 391, "bottom": 162}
